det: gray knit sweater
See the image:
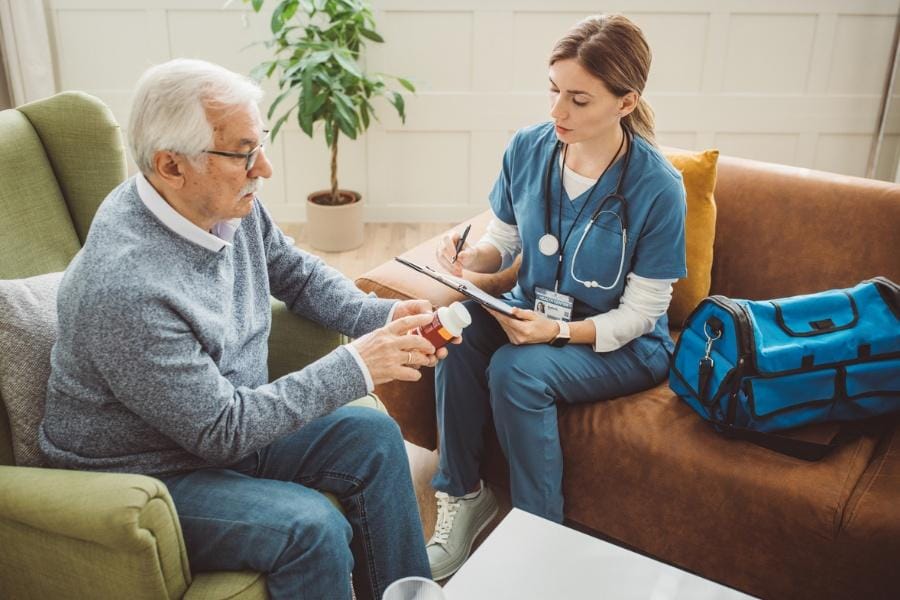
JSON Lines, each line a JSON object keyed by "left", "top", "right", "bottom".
{"left": 39, "top": 177, "right": 395, "bottom": 475}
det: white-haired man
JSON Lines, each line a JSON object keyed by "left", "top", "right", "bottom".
{"left": 39, "top": 58, "right": 437, "bottom": 600}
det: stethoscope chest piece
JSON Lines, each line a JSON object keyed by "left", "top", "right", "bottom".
{"left": 538, "top": 234, "right": 559, "bottom": 256}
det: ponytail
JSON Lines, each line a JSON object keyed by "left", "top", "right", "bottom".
{"left": 624, "top": 97, "right": 656, "bottom": 146}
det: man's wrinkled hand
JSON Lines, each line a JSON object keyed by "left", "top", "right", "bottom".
{"left": 391, "top": 299, "right": 458, "bottom": 361}
{"left": 391, "top": 299, "right": 434, "bottom": 321}
{"left": 352, "top": 313, "right": 445, "bottom": 385}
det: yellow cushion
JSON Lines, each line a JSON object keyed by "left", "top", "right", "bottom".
{"left": 663, "top": 148, "right": 719, "bottom": 328}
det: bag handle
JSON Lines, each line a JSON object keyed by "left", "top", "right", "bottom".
{"left": 772, "top": 292, "right": 858, "bottom": 337}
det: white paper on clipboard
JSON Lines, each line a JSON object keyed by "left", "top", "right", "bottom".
{"left": 394, "top": 257, "right": 520, "bottom": 318}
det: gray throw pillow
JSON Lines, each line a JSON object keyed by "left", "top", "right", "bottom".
{"left": 0, "top": 272, "right": 63, "bottom": 467}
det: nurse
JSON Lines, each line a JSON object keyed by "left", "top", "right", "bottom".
{"left": 425, "top": 14, "right": 687, "bottom": 580}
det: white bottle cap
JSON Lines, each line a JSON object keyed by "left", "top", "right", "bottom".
{"left": 438, "top": 302, "right": 472, "bottom": 337}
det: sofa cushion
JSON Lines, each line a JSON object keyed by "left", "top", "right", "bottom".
{"left": 662, "top": 148, "right": 719, "bottom": 328}
{"left": 480, "top": 380, "right": 884, "bottom": 599}
{"left": 0, "top": 272, "right": 63, "bottom": 466}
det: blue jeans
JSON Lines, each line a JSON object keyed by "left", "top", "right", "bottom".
{"left": 433, "top": 300, "right": 670, "bottom": 523}
{"left": 160, "top": 405, "right": 429, "bottom": 600}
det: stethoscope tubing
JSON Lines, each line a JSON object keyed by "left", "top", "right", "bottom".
{"left": 541, "top": 125, "right": 633, "bottom": 290}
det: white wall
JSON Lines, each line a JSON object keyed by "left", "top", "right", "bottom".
{"left": 47, "top": 0, "right": 900, "bottom": 222}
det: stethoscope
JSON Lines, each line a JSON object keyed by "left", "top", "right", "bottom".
{"left": 538, "top": 124, "right": 632, "bottom": 290}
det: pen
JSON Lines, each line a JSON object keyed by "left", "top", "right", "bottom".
{"left": 451, "top": 224, "right": 472, "bottom": 264}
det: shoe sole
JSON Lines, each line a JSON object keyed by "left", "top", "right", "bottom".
{"left": 430, "top": 497, "right": 500, "bottom": 581}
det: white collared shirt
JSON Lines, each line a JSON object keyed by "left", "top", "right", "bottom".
{"left": 136, "top": 174, "right": 242, "bottom": 252}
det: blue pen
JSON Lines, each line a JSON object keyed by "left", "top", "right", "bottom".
{"left": 451, "top": 224, "right": 471, "bottom": 264}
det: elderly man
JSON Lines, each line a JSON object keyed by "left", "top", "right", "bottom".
{"left": 38, "top": 59, "right": 437, "bottom": 600}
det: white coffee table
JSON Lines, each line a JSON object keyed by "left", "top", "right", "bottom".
{"left": 443, "top": 508, "right": 755, "bottom": 600}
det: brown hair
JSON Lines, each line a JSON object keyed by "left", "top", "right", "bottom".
{"left": 549, "top": 15, "right": 656, "bottom": 145}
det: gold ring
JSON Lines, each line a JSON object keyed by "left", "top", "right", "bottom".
{"left": 407, "top": 351, "right": 413, "bottom": 365}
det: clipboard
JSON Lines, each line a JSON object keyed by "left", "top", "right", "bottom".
{"left": 394, "top": 257, "right": 522, "bottom": 319}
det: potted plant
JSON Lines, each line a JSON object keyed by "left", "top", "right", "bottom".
{"left": 244, "top": 0, "right": 415, "bottom": 251}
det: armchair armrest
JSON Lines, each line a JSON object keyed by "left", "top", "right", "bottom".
{"left": 268, "top": 298, "right": 346, "bottom": 381}
{"left": 0, "top": 465, "right": 190, "bottom": 599}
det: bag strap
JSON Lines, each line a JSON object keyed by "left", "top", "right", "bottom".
{"left": 718, "top": 421, "right": 875, "bottom": 461}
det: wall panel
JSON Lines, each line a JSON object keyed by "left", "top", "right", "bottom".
{"left": 48, "top": 0, "right": 900, "bottom": 221}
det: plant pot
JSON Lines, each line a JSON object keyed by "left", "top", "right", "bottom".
{"left": 306, "top": 190, "right": 364, "bottom": 252}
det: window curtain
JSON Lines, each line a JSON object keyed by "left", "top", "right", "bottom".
{"left": 0, "top": 0, "right": 55, "bottom": 107}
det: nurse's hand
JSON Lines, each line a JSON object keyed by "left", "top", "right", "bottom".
{"left": 436, "top": 230, "right": 476, "bottom": 277}
{"left": 488, "top": 307, "right": 559, "bottom": 345}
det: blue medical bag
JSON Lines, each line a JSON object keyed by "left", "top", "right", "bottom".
{"left": 669, "top": 277, "right": 900, "bottom": 459}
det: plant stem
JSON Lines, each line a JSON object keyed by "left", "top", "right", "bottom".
{"left": 330, "top": 125, "right": 339, "bottom": 205}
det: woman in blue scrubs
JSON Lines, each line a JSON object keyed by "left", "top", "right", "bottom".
{"left": 424, "top": 14, "right": 688, "bottom": 580}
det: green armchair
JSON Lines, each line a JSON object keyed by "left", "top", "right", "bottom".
{"left": 0, "top": 92, "right": 364, "bottom": 598}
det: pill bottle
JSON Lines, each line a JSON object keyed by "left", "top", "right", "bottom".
{"left": 418, "top": 302, "right": 471, "bottom": 349}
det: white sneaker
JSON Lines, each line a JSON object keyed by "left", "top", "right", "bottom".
{"left": 426, "top": 484, "right": 499, "bottom": 580}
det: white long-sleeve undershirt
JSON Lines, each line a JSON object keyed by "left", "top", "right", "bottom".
{"left": 480, "top": 161, "right": 676, "bottom": 353}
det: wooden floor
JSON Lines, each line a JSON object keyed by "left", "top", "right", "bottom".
{"left": 280, "top": 222, "right": 453, "bottom": 280}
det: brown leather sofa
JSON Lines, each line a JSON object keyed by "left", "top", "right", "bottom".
{"left": 355, "top": 153, "right": 900, "bottom": 599}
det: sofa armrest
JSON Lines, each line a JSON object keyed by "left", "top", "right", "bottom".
{"left": 268, "top": 298, "right": 346, "bottom": 381}
{"left": 0, "top": 465, "right": 190, "bottom": 599}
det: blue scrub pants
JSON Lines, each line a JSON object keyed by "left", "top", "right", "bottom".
{"left": 432, "top": 300, "right": 670, "bottom": 523}
{"left": 160, "top": 405, "right": 429, "bottom": 600}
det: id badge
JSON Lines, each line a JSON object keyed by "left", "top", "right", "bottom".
{"left": 534, "top": 286, "right": 574, "bottom": 322}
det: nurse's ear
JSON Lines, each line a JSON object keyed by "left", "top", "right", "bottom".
{"left": 617, "top": 91, "right": 639, "bottom": 118}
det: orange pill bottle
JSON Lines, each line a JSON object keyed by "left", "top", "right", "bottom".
{"left": 418, "top": 302, "right": 472, "bottom": 349}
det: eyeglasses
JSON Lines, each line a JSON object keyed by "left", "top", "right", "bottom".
{"left": 203, "top": 129, "right": 270, "bottom": 171}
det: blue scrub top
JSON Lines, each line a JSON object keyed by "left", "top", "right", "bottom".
{"left": 489, "top": 121, "right": 687, "bottom": 355}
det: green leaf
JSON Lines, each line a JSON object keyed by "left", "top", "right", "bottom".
{"left": 332, "top": 50, "right": 362, "bottom": 78}
{"left": 363, "top": 98, "right": 378, "bottom": 123}
{"left": 301, "top": 49, "right": 332, "bottom": 68}
{"left": 389, "top": 91, "right": 406, "bottom": 122}
{"left": 359, "top": 100, "right": 369, "bottom": 129}
{"left": 396, "top": 77, "right": 415, "bottom": 92}
{"left": 298, "top": 104, "right": 314, "bottom": 138}
{"left": 333, "top": 92, "right": 358, "bottom": 134}
{"left": 267, "top": 88, "right": 294, "bottom": 120}
{"left": 249, "top": 61, "right": 273, "bottom": 82}
{"left": 282, "top": 0, "right": 299, "bottom": 21}
{"left": 251, "top": 0, "right": 264, "bottom": 12}
{"left": 307, "top": 90, "right": 329, "bottom": 114}
{"left": 270, "top": 2, "right": 285, "bottom": 33}
{"left": 335, "top": 113, "right": 357, "bottom": 139}
{"left": 359, "top": 28, "right": 384, "bottom": 43}
{"left": 270, "top": 102, "right": 297, "bottom": 139}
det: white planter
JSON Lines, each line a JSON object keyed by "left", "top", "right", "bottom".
{"left": 305, "top": 190, "right": 364, "bottom": 252}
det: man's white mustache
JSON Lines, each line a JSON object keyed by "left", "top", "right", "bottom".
{"left": 240, "top": 179, "right": 263, "bottom": 197}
